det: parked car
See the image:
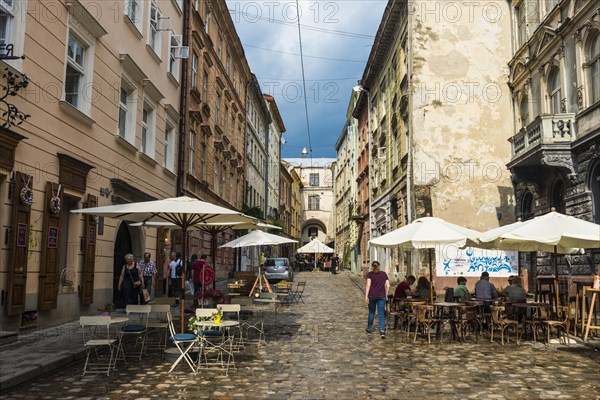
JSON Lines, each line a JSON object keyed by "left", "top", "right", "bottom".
{"left": 264, "top": 258, "right": 293, "bottom": 282}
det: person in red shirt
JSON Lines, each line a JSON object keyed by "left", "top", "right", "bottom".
{"left": 394, "top": 275, "right": 416, "bottom": 300}
{"left": 192, "top": 254, "right": 208, "bottom": 293}
{"left": 365, "top": 261, "right": 390, "bottom": 338}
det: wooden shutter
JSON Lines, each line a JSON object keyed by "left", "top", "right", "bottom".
{"left": 80, "top": 194, "right": 97, "bottom": 305}
{"left": 7, "top": 172, "right": 32, "bottom": 316}
{"left": 38, "top": 182, "right": 62, "bottom": 310}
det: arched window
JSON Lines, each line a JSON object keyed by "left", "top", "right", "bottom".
{"left": 521, "top": 191, "right": 534, "bottom": 221}
{"left": 590, "top": 33, "right": 600, "bottom": 104}
{"left": 549, "top": 69, "right": 562, "bottom": 114}
{"left": 550, "top": 179, "right": 565, "bottom": 214}
{"left": 520, "top": 95, "right": 529, "bottom": 126}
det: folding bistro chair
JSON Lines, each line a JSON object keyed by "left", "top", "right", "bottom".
{"left": 144, "top": 304, "right": 171, "bottom": 352}
{"left": 219, "top": 303, "right": 244, "bottom": 350}
{"left": 195, "top": 308, "right": 235, "bottom": 375}
{"left": 292, "top": 282, "right": 306, "bottom": 304}
{"left": 118, "top": 304, "right": 151, "bottom": 360}
{"left": 167, "top": 312, "right": 198, "bottom": 373}
{"left": 80, "top": 316, "right": 118, "bottom": 376}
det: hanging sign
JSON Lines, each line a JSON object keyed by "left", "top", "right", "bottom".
{"left": 437, "top": 247, "right": 518, "bottom": 277}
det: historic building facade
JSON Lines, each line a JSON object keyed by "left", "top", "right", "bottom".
{"left": 0, "top": 0, "right": 184, "bottom": 329}
{"left": 265, "top": 95, "right": 285, "bottom": 224}
{"left": 507, "top": 0, "right": 600, "bottom": 279}
{"left": 183, "top": 0, "right": 252, "bottom": 278}
{"left": 352, "top": 0, "right": 515, "bottom": 279}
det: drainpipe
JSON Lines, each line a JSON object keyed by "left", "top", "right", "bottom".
{"left": 176, "top": 0, "right": 191, "bottom": 197}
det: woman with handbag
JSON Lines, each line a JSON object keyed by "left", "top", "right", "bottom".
{"left": 118, "top": 253, "right": 144, "bottom": 305}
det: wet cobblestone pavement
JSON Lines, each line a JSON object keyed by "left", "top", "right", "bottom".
{"left": 1, "top": 272, "right": 599, "bottom": 400}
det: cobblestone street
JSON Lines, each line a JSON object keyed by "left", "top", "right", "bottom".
{"left": 1, "top": 272, "right": 599, "bottom": 400}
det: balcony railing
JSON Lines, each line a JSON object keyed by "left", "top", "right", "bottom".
{"left": 510, "top": 114, "right": 576, "bottom": 157}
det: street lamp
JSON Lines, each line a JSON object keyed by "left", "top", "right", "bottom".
{"left": 352, "top": 85, "right": 374, "bottom": 263}
{"left": 301, "top": 147, "right": 308, "bottom": 158}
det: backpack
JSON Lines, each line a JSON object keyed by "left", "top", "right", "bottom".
{"left": 175, "top": 260, "right": 183, "bottom": 277}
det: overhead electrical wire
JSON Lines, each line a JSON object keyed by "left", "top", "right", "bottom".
{"left": 243, "top": 43, "right": 366, "bottom": 63}
{"left": 228, "top": 8, "right": 375, "bottom": 39}
{"left": 295, "top": 0, "right": 312, "bottom": 165}
{"left": 257, "top": 76, "right": 360, "bottom": 82}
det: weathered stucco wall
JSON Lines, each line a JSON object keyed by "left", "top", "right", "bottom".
{"left": 410, "top": 0, "right": 515, "bottom": 231}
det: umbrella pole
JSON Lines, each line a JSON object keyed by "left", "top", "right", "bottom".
{"left": 428, "top": 248, "right": 434, "bottom": 304}
{"left": 554, "top": 245, "right": 560, "bottom": 312}
{"left": 180, "top": 227, "right": 187, "bottom": 334}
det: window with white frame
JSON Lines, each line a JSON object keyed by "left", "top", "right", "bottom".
{"left": 117, "top": 77, "right": 137, "bottom": 143}
{"left": 141, "top": 101, "right": 156, "bottom": 157}
{"left": 65, "top": 33, "right": 88, "bottom": 110}
{"left": 221, "top": 163, "right": 226, "bottom": 196}
{"left": 169, "top": 32, "right": 181, "bottom": 80}
{"left": 205, "top": 9, "right": 211, "bottom": 34}
{"left": 202, "top": 71, "right": 208, "bottom": 102}
{"left": 189, "top": 129, "right": 196, "bottom": 175}
{"left": 164, "top": 121, "right": 175, "bottom": 171}
{"left": 233, "top": 69, "right": 237, "bottom": 92}
{"left": 191, "top": 51, "right": 198, "bottom": 88}
{"left": 520, "top": 95, "right": 529, "bottom": 126}
{"left": 125, "top": 0, "right": 143, "bottom": 32}
{"left": 0, "top": 0, "right": 26, "bottom": 70}
{"left": 309, "top": 173, "right": 319, "bottom": 186}
{"left": 590, "top": 33, "right": 600, "bottom": 105}
{"left": 549, "top": 68, "right": 561, "bottom": 114}
{"left": 226, "top": 51, "right": 230, "bottom": 75}
{"left": 200, "top": 141, "right": 206, "bottom": 179}
{"left": 148, "top": 0, "right": 161, "bottom": 55}
{"left": 308, "top": 195, "right": 320, "bottom": 211}
{"left": 213, "top": 154, "right": 219, "bottom": 191}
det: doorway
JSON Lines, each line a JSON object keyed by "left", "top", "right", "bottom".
{"left": 113, "top": 222, "right": 132, "bottom": 303}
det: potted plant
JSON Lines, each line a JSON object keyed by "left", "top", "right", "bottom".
{"left": 98, "top": 303, "right": 114, "bottom": 316}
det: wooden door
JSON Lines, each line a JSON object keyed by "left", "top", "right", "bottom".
{"left": 7, "top": 172, "right": 32, "bottom": 316}
{"left": 80, "top": 194, "right": 97, "bottom": 305}
{"left": 38, "top": 182, "right": 62, "bottom": 310}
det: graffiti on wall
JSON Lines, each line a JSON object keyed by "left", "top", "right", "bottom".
{"left": 437, "top": 247, "right": 518, "bottom": 277}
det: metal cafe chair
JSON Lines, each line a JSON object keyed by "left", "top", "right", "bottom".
{"left": 80, "top": 316, "right": 118, "bottom": 376}
{"left": 118, "top": 304, "right": 151, "bottom": 360}
{"left": 144, "top": 304, "right": 171, "bottom": 352}
{"left": 167, "top": 312, "right": 198, "bottom": 373}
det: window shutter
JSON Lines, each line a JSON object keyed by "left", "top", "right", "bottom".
{"left": 38, "top": 182, "right": 62, "bottom": 310}
{"left": 7, "top": 172, "right": 32, "bottom": 316}
{"left": 80, "top": 194, "right": 97, "bottom": 305}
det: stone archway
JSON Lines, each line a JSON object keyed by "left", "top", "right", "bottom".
{"left": 113, "top": 222, "right": 132, "bottom": 303}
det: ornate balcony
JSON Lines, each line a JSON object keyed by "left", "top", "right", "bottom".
{"left": 507, "top": 114, "right": 577, "bottom": 177}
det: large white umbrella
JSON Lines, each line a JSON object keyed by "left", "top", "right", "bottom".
{"left": 480, "top": 210, "right": 600, "bottom": 308}
{"left": 297, "top": 239, "right": 335, "bottom": 270}
{"left": 73, "top": 196, "right": 251, "bottom": 332}
{"left": 369, "top": 216, "right": 481, "bottom": 303}
{"left": 220, "top": 230, "right": 297, "bottom": 248}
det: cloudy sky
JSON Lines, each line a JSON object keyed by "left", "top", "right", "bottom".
{"left": 225, "top": 0, "right": 388, "bottom": 158}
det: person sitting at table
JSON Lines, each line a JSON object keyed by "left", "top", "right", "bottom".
{"left": 474, "top": 271, "right": 497, "bottom": 300}
{"left": 504, "top": 276, "right": 527, "bottom": 303}
{"left": 394, "top": 275, "right": 416, "bottom": 300}
{"left": 454, "top": 276, "right": 471, "bottom": 301}
{"left": 416, "top": 277, "right": 433, "bottom": 302}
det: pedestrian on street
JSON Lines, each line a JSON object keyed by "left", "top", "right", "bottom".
{"left": 118, "top": 253, "right": 144, "bottom": 306}
{"left": 192, "top": 254, "right": 208, "bottom": 293}
{"left": 138, "top": 252, "right": 157, "bottom": 304}
{"left": 168, "top": 251, "right": 183, "bottom": 300}
{"left": 365, "top": 261, "right": 390, "bottom": 338}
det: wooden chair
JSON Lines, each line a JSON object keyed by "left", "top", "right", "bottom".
{"left": 405, "top": 301, "right": 427, "bottom": 340}
{"left": 490, "top": 305, "right": 520, "bottom": 346}
{"left": 413, "top": 305, "right": 437, "bottom": 343}
{"left": 455, "top": 305, "right": 480, "bottom": 343}
{"left": 543, "top": 304, "right": 572, "bottom": 345}
{"left": 522, "top": 306, "right": 550, "bottom": 344}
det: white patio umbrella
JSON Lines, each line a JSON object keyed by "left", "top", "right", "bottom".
{"left": 220, "top": 230, "right": 297, "bottom": 248}
{"left": 73, "top": 196, "right": 251, "bottom": 332}
{"left": 296, "top": 239, "right": 335, "bottom": 270}
{"left": 369, "top": 216, "right": 481, "bottom": 303}
{"left": 480, "top": 210, "right": 600, "bottom": 308}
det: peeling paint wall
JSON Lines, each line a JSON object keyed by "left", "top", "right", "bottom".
{"left": 410, "top": 1, "right": 516, "bottom": 231}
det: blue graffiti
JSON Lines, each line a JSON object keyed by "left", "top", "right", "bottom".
{"left": 443, "top": 259, "right": 452, "bottom": 276}
{"left": 465, "top": 247, "right": 474, "bottom": 257}
{"left": 466, "top": 256, "right": 515, "bottom": 274}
